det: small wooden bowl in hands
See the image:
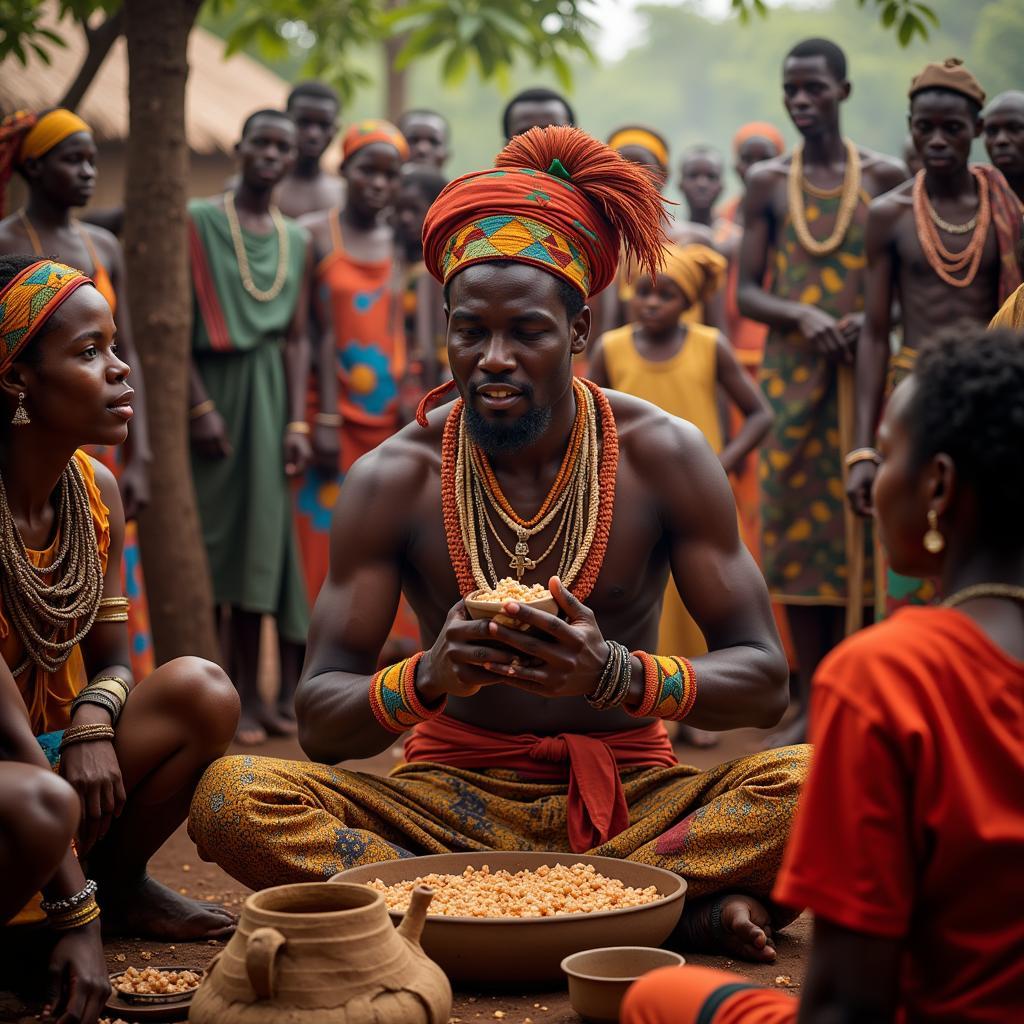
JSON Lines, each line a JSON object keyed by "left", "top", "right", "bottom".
{"left": 464, "top": 588, "right": 558, "bottom": 630}
{"left": 562, "top": 946, "right": 686, "bottom": 1023}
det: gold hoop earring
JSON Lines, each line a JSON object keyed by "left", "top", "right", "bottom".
{"left": 923, "top": 508, "right": 945, "bottom": 555}
{"left": 11, "top": 392, "right": 30, "bottom": 426}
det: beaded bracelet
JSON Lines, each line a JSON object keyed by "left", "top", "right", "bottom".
{"left": 70, "top": 686, "right": 123, "bottom": 725}
{"left": 48, "top": 896, "right": 101, "bottom": 931}
{"left": 92, "top": 675, "right": 130, "bottom": 702}
{"left": 41, "top": 879, "right": 97, "bottom": 915}
{"left": 368, "top": 652, "right": 444, "bottom": 734}
{"left": 627, "top": 652, "right": 698, "bottom": 721}
{"left": 59, "top": 723, "right": 115, "bottom": 751}
{"left": 587, "top": 640, "right": 632, "bottom": 710}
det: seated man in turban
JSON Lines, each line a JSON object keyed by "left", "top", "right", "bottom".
{"left": 189, "top": 126, "right": 811, "bottom": 961}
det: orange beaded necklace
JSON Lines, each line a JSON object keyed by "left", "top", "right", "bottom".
{"left": 441, "top": 377, "right": 617, "bottom": 601}
{"left": 913, "top": 169, "right": 992, "bottom": 289}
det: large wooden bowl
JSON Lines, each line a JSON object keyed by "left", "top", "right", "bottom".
{"left": 331, "top": 852, "right": 686, "bottom": 986}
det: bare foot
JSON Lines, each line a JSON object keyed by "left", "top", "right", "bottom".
{"left": 760, "top": 714, "right": 806, "bottom": 750}
{"left": 100, "top": 875, "right": 236, "bottom": 941}
{"left": 259, "top": 706, "right": 298, "bottom": 737}
{"left": 235, "top": 712, "right": 267, "bottom": 746}
{"left": 674, "top": 724, "right": 720, "bottom": 749}
{"left": 674, "top": 894, "right": 777, "bottom": 963}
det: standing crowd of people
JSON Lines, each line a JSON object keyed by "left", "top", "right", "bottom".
{"left": 0, "top": 32, "right": 1021, "bottom": 1024}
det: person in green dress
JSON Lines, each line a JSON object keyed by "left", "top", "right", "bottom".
{"left": 188, "top": 109, "right": 313, "bottom": 745}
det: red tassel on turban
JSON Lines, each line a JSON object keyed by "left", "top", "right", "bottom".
{"left": 421, "top": 125, "right": 668, "bottom": 301}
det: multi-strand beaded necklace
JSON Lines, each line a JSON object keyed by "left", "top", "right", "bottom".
{"left": 913, "top": 168, "right": 992, "bottom": 289}
{"left": 787, "top": 139, "right": 862, "bottom": 258}
{"left": 441, "top": 376, "right": 617, "bottom": 601}
{"left": 0, "top": 458, "right": 103, "bottom": 675}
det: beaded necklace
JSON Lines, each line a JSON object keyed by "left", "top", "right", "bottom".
{"left": 223, "top": 192, "right": 290, "bottom": 302}
{"left": 441, "top": 377, "right": 617, "bottom": 600}
{"left": 787, "top": 139, "right": 862, "bottom": 257}
{"left": 912, "top": 169, "right": 991, "bottom": 289}
{"left": 0, "top": 459, "right": 103, "bottom": 675}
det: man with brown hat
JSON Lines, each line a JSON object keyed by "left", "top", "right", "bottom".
{"left": 847, "top": 58, "right": 1023, "bottom": 614}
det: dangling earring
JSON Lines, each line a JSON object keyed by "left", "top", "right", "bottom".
{"left": 923, "top": 508, "right": 945, "bottom": 554}
{"left": 11, "top": 392, "right": 30, "bottom": 426}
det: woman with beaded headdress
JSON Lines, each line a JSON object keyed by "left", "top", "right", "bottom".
{"left": 0, "top": 253, "right": 239, "bottom": 1021}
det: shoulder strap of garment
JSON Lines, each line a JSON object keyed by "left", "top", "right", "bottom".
{"left": 187, "top": 209, "right": 233, "bottom": 352}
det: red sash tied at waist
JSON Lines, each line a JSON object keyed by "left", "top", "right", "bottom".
{"left": 403, "top": 715, "right": 678, "bottom": 853}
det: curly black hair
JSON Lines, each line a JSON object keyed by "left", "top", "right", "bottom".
{"left": 908, "top": 326, "right": 1024, "bottom": 542}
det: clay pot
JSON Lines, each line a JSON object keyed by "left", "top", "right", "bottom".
{"left": 188, "top": 882, "right": 452, "bottom": 1024}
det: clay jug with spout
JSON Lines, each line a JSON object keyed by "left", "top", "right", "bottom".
{"left": 188, "top": 882, "right": 451, "bottom": 1023}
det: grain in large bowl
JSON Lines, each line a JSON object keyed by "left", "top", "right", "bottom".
{"left": 331, "top": 852, "right": 686, "bottom": 985}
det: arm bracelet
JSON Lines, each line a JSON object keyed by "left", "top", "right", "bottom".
{"left": 844, "top": 447, "right": 881, "bottom": 469}
{"left": 586, "top": 640, "right": 633, "bottom": 709}
{"left": 627, "top": 652, "right": 698, "bottom": 721}
{"left": 369, "top": 652, "right": 443, "bottom": 733}
{"left": 70, "top": 688, "right": 122, "bottom": 725}
{"left": 59, "top": 723, "right": 116, "bottom": 750}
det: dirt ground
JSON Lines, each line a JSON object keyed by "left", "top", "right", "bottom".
{"left": 0, "top": 724, "right": 808, "bottom": 1023}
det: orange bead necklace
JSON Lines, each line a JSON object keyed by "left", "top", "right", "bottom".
{"left": 913, "top": 169, "right": 991, "bottom": 289}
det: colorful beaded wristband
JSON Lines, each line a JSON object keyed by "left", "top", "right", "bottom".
{"left": 368, "top": 652, "right": 444, "bottom": 734}
{"left": 627, "top": 652, "right": 698, "bottom": 721}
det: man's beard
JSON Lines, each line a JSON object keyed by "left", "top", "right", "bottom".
{"left": 464, "top": 400, "right": 552, "bottom": 456}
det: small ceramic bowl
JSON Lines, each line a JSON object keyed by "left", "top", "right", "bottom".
{"left": 561, "top": 946, "right": 685, "bottom": 1023}
{"left": 464, "top": 588, "right": 558, "bottom": 630}
{"left": 109, "top": 966, "right": 203, "bottom": 1006}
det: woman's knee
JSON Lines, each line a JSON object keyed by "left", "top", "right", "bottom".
{"left": 1, "top": 765, "right": 79, "bottom": 864}
{"left": 147, "top": 657, "right": 240, "bottom": 747}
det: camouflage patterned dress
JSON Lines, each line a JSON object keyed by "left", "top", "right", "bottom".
{"left": 759, "top": 184, "right": 874, "bottom": 615}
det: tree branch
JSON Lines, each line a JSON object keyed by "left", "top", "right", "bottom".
{"left": 59, "top": 6, "right": 125, "bottom": 111}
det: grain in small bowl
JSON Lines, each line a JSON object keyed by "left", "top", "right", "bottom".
{"left": 109, "top": 965, "right": 202, "bottom": 1006}
{"left": 464, "top": 578, "right": 558, "bottom": 630}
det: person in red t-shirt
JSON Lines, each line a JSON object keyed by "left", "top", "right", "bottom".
{"left": 622, "top": 325, "right": 1024, "bottom": 1023}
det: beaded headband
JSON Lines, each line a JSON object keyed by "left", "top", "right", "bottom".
{"left": 440, "top": 213, "right": 591, "bottom": 298}
{"left": 0, "top": 260, "right": 92, "bottom": 375}
{"left": 607, "top": 127, "right": 669, "bottom": 169}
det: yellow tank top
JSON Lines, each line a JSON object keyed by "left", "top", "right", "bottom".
{"left": 1, "top": 450, "right": 111, "bottom": 735}
{"left": 601, "top": 322, "right": 723, "bottom": 452}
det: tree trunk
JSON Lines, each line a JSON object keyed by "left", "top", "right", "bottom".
{"left": 59, "top": 8, "right": 125, "bottom": 111}
{"left": 383, "top": 0, "right": 407, "bottom": 123}
{"left": 123, "top": 0, "right": 219, "bottom": 664}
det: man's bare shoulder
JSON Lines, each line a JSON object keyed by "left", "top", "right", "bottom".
{"left": 869, "top": 179, "right": 914, "bottom": 223}
{"left": 340, "top": 410, "right": 443, "bottom": 505}
{"left": 858, "top": 147, "right": 909, "bottom": 195}
{"left": 747, "top": 154, "right": 793, "bottom": 187}
{"left": 605, "top": 390, "right": 713, "bottom": 471}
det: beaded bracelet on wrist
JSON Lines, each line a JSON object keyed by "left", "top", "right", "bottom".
{"left": 368, "top": 652, "right": 445, "bottom": 734}
{"left": 59, "top": 723, "right": 116, "bottom": 751}
{"left": 70, "top": 688, "right": 122, "bottom": 725}
{"left": 628, "top": 652, "right": 698, "bottom": 721}
{"left": 40, "top": 879, "right": 97, "bottom": 915}
{"left": 48, "top": 896, "right": 101, "bottom": 931}
{"left": 587, "top": 640, "right": 632, "bottom": 710}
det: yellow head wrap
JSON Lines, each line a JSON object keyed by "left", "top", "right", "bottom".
{"left": 656, "top": 243, "right": 727, "bottom": 307}
{"left": 19, "top": 109, "right": 92, "bottom": 162}
{"left": 607, "top": 127, "right": 669, "bottom": 170}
